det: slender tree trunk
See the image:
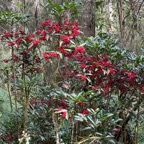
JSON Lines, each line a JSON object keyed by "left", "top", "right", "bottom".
{"left": 81, "top": 0, "right": 96, "bottom": 37}
{"left": 108, "top": 0, "right": 114, "bottom": 33}
{"left": 11, "top": 0, "right": 18, "bottom": 31}
{"left": 129, "top": 0, "right": 137, "bottom": 49}
{"left": 117, "top": 0, "right": 125, "bottom": 48}
{"left": 129, "top": 0, "right": 143, "bottom": 50}
{"left": 129, "top": 0, "right": 138, "bottom": 30}
{"left": 34, "top": 0, "right": 40, "bottom": 29}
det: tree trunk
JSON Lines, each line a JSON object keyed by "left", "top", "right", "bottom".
{"left": 128, "top": 0, "right": 143, "bottom": 50}
{"left": 81, "top": 0, "right": 96, "bottom": 37}
{"left": 108, "top": 0, "right": 115, "bottom": 33}
{"left": 34, "top": 0, "right": 40, "bottom": 29}
{"left": 117, "top": 0, "right": 125, "bottom": 48}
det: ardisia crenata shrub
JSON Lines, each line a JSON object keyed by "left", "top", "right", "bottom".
{"left": 0, "top": 19, "right": 144, "bottom": 144}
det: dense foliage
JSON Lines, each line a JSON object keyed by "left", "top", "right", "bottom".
{"left": 0, "top": 0, "right": 144, "bottom": 144}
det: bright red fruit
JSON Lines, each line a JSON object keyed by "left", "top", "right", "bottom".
{"left": 4, "top": 32, "right": 12, "bottom": 38}
{"left": 81, "top": 110, "right": 89, "bottom": 115}
{"left": 61, "top": 36, "right": 70, "bottom": 44}
{"left": 74, "top": 46, "right": 85, "bottom": 54}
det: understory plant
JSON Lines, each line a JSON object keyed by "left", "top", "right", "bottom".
{"left": 0, "top": 17, "right": 144, "bottom": 144}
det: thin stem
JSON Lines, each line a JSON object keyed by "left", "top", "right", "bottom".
{"left": 71, "top": 118, "right": 75, "bottom": 144}
{"left": 53, "top": 113, "right": 60, "bottom": 144}
{"left": 7, "top": 82, "right": 13, "bottom": 112}
{"left": 134, "top": 94, "right": 140, "bottom": 144}
{"left": 23, "top": 94, "right": 29, "bottom": 130}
